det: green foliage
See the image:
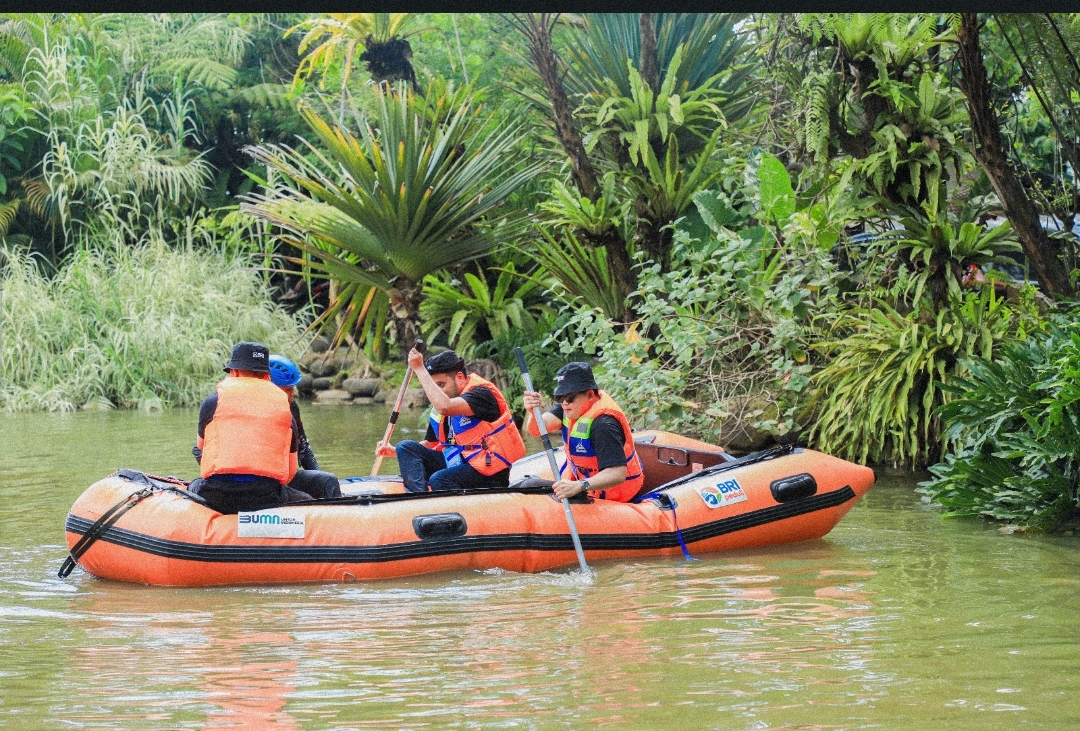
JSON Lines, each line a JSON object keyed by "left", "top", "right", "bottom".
{"left": 920, "top": 314, "right": 1080, "bottom": 530}
{"left": 797, "top": 14, "right": 944, "bottom": 69}
{"left": 552, "top": 167, "right": 837, "bottom": 440}
{"left": 856, "top": 71, "right": 970, "bottom": 208}
{"left": 537, "top": 173, "right": 631, "bottom": 241}
{"left": 526, "top": 228, "right": 628, "bottom": 321}
{"left": 780, "top": 14, "right": 971, "bottom": 216}
{"left": 756, "top": 153, "right": 797, "bottom": 224}
{"left": 288, "top": 13, "right": 428, "bottom": 89}
{"left": 0, "top": 225, "right": 309, "bottom": 412}
{"left": 242, "top": 80, "right": 540, "bottom": 346}
{"left": 807, "top": 286, "right": 1019, "bottom": 467}
{"left": 0, "top": 83, "right": 30, "bottom": 201}
{"left": 566, "top": 13, "right": 756, "bottom": 136}
{"left": 885, "top": 200, "right": 1022, "bottom": 307}
{"left": 0, "top": 13, "right": 299, "bottom": 265}
{"left": 514, "top": 11, "right": 761, "bottom": 299}
{"left": 419, "top": 261, "right": 553, "bottom": 357}
{"left": 592, "top": 45, "right": 726, "bottom": 163}
{"left": 990, "top": 14, "right": 1080, "bottom": 234}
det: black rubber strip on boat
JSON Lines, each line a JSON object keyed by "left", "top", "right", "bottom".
{"left": 63, "top": 485, "right": 857, "bottom": 565}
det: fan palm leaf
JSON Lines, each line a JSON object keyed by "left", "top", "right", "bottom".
{"left": 243, "top": 82, "right": 541, "bottom": 346}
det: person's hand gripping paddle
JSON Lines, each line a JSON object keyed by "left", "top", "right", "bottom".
{"left": 514, "top": 347, "right": 589, "bottom": 572}
{"left": 372, "top": 340, "right": 425, "bottom": 476}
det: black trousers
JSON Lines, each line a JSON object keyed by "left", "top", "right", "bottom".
{"left": 288, "top": 470, "right": 342, "bottom": 500}
{"left": 189, "top": 475, "right": 313, "bottom": 515}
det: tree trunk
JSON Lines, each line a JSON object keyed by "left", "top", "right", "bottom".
{"left": 639, "top": 13, "right": 659, "bottom": 94}
{"left": 506, "top": 13, "right": 600, "bottom": 201}
{"left": 386, "top": 278, "right": 422, "bottom": 351}
{"left": 591, "top": 229, "right": 637, "bottom": 305}
{"left": 956, "top": 13, "right": 1074, "bottom": 298}
{"left": 634, "top": 197, "right": 674, "bottom": 274}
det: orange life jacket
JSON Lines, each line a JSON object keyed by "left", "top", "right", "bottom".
{"left": 561, "top": 391, "right": 644, "bottom": 502}
{"left": 430, "top": 373, "right": 526, "bottom": 476}
{"left": 200, "top": 376, "right": 297, "bottom": 483}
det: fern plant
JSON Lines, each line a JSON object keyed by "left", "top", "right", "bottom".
{"left": 806, "top": 285, "right": 1017, "bottom": 468}
{"left": 418, "top": 261, "right": 553, "bottom": 358}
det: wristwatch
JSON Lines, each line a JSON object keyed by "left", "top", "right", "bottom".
{"left": 580, "top": 480, "right": 591, "bottom": 493}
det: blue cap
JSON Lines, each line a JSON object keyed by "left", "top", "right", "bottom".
{"left": 268, "top": 355, "right": 302, "bottom": 387}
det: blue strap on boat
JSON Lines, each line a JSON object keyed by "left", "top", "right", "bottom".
{"left": 635, "top": 491, "right": 698, "bottom": 561}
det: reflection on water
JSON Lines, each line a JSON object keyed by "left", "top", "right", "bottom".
{"left": 1, "top": 407, "right": 1079, "bottom": 729}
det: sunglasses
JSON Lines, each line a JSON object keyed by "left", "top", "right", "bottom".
{"left": 556, "top": 391, "right": 585, "bottom": 404}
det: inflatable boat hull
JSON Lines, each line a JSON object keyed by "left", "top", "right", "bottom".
{"left": 64, "top": 437, "right": 874, "bottom": 586}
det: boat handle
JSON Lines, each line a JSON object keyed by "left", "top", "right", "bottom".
{"left": 412, "top": 513, "right": 468, "bottom": 539}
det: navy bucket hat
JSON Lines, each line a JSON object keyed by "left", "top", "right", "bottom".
{"left": 553, "top": 362, "right": 600, "bottom": 397}
{"left": 224, "top": 342, "right": 271, "bottom": 373}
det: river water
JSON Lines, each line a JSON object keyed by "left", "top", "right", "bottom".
{"left": 1, "top": 405, "right": 1078, "bottom": 730}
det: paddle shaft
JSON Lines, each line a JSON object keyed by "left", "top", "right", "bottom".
{"left": 371, "top": 339, "right": 425, "bottom": 476}
{"left": 514, "top": 347, "right": 589, "bottom": 572}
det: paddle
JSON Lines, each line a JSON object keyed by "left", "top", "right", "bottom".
{"left": 371, "top": 339, "right": 425, "bottom": 476}
{"left": 514, "top": 347, "right": 589, "bottom": 572}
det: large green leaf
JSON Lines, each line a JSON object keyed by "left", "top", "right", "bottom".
{"left": 757, "top": 153, "right": 795, "bottom": 224}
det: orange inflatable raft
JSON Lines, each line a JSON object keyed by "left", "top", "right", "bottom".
{"left": 62, "top": 432, "right": 874, "bottom": 586}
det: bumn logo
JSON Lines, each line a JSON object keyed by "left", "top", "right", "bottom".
{"left": 237, "top": 510, "right": 305, "bottom": 538}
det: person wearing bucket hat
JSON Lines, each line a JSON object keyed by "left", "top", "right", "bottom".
{"left": 187, "top": 342, "right": 315, "bottom": 514}
{"left": 522, "top": 362, "right": 645, "bottom": 502}
{"left": 376, "top": 346, "right": 526, "bottom": 492}
{"left": 268, "top": 354, "right": 342, "bottom": 501}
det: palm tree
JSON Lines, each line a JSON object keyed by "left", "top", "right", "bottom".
{"left": 504, "top": 12, "right": 757, "bottom": 305}
{"left": 241, "top": 81, "right": 540, "bottom": 350}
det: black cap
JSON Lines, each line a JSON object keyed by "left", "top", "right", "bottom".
{"left": 553, "top": 362, "right": 600, "bottom": 396}
{"left": 224, "top": 341, "right": 271, "bottom": 373}
{"left": 425, "top": 350, "right": 467, "bottom": 375}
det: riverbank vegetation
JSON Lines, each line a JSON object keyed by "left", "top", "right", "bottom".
{"left": 2, "top": 12, "right": 1080, "bottom": 529}
{"left": 0, "top": 223, "right": 306, "bottom": 411}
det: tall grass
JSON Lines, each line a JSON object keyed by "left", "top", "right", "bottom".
{"left": 0, "top": 233, "right": 309, "bottom": 412}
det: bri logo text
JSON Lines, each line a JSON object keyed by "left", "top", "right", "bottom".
{"left": 698, "top": 478, "right": 747, "bottom": 508}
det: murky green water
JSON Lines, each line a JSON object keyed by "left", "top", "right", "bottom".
{"left": 1, "top": 406, "right": 1078, "bottom": 729}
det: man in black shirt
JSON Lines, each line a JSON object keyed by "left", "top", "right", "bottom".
{"left": 523, "top": 362, "right": 644, "bottom": 502}
{"left": 268, "top": 354, "right": 341, "bottom": 501}
{"left": 376, "top": 348, "right": 525, "bottom": 492}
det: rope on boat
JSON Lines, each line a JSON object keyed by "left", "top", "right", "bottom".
{"left": 636, "top": 443, "right": 796, "bottom": 496}
{"left": 58, "top": 469, "right": 207, "bottom": 578}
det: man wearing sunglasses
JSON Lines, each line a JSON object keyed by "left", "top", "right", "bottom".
{"left": 522, "top": 362, "right": 644, "bottom": 502}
